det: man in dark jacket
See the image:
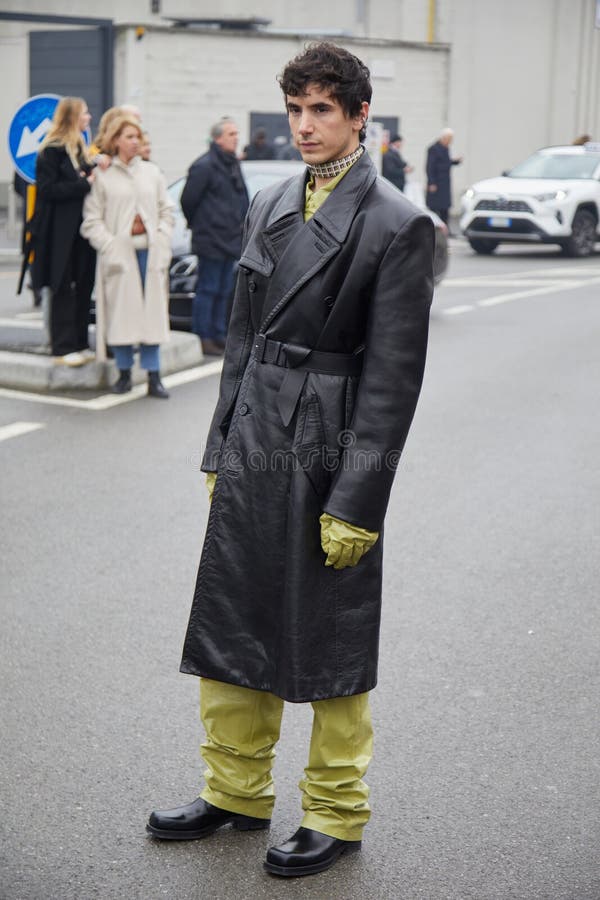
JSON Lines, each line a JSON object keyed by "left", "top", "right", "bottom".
{"left": 181, "top": 118, "right": 249, "bottom": 356}
{"left": 426, "top": 127, "right": 463, "bottom": 227}
{"left": 382, "top": 133, "right": 412, "bottom": 192}
{"left": 148, "top": 43, "right": 434, "bottom": 878}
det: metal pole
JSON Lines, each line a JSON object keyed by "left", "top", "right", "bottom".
{"left": 427, "top": 0, "right": 436, "bottom": 43}
{"left": 6, "top": 182, "right": 18, "bottom": 240}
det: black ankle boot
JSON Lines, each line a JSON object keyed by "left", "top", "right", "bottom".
{"left": 146, "top": 797, "right": 270, "bottom": 840}
{"left": 264, "top": 827, "right": 361, "bottom": 877}
{"left": 148, "top": 371, "right": 169, "bottom": 399}
{"left": 112, "top": 369, "right": 132, "bottom": 393}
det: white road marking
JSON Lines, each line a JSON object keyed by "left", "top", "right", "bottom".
{"left": 478, "top": 276, "right": 600, "bottom": 307}
{"left": 517, "top": 265, "right": 600, "bottom": 277}
{"left": 0, "top": 317, "right": 43, "bottom": 329}
{"left": 438, "top": 266, "right": 600, "bottom": 288}
{"left": 443, "top": 305, "right": 474, "bottom": 315}
{"left": 442, "top": 278, "right": 555, "bottom": 288}
{"left": 0, "top": 360, "right": 224, "bottom": 411}
{"left": 0, "top": 389, "right": 90, "bottom": 409}
{"left": 0, "top": 421, "right": 45, "bottom": 442}
{"left": 440, "top": 266, "right": 600, "bottom": 315}
{"left": 16, "top": 311, "right": 43, "bottom": 320}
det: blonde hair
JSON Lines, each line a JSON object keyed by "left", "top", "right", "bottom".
{"left": 103, "top": 115, "right": 143, "bottom": 156}
{"left": 93, "top": 106, "right": 123, "bottom": 153}
{"left": 39, "top": 97, "right": 89, "bottom": 167}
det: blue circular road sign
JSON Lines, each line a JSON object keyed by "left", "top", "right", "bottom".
{"left": 8, "top": 94, "right": 91, "bottom": 185}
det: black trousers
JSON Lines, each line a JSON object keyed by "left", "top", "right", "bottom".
{"left": 51, "top": 235, "right": 95, "bottom": 356}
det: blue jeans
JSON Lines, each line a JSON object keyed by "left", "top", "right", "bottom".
{"left": 112, "top": 343, "right": 160, "bottom": 372}
{"left": 192, "top": 257, "right": 236, "bottom": 341}
{"left": 111, "top": 250, "right": 160, "bottom": 372}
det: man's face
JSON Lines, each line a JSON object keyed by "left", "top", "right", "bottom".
{"left": 286, "top": 84, "right": 368, "bottom": 165}
{"left": 215, "top": 122, "right": 239, "bottom": 155}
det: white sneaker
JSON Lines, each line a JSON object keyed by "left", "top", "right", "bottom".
{"left": 80, "top": 348, "right": 96, "bottom": 362}
{"left": 54, "top": 351, "right": 87, "bottom": 367}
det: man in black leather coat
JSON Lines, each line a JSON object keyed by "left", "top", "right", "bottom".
{"left": 148, "top": 43, "right": 434, "bottom": 878}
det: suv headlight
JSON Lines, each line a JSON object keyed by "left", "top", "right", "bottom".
{"left": 534, "top": 190, "right": 569, "bottom": 202}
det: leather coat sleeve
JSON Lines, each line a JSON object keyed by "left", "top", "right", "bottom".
{"left": 200, "top": 195, "right": 258, "bottom": 473}
{"left": 322, "top": 213, "right": 434, "bottom": 533}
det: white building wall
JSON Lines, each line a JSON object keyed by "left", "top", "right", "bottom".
{"left": 443, "top": 0, "right": 600, "bottom": 201}
{"left": 0, "top": 0, "right": 398, "bottom": 33}
{"left": 446, "top": 0, "right": 558, "bottom": 198}
{"left": 1, "top": 1, "right": 599, "bottom": 211}
{"left": 0, "top": 32, "right": 29, "bottom": 190}
{"left": 114, "top": 27, "right": 449, "bottom": 185}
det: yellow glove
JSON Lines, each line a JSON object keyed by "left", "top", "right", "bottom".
{"left": 319, "top": 513, "right": 379, "bottom": 570}
{"left": 206, "top": 471, "right": 217, "bottom": 502}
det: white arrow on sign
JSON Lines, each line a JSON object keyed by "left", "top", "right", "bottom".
{"left": 16, "top": 118, "right": 53, "bottom": 157}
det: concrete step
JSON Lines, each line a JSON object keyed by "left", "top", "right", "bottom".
{"left": 0, "top": 331, "right": 203, "bottom": 392}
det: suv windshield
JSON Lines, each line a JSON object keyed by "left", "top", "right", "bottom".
{"left": 509, "top": 152, "right": 600, "bottom": 180}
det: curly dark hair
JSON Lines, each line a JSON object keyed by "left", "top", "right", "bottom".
{"left": 278, "top": 42, "right": 372, "bottom": 141}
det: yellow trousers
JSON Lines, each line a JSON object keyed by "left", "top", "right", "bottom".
{"left": 199, "top": 678, "right": 373, "bottom": 841}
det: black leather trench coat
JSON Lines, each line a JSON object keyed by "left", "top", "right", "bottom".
{"left": 180, "top": 152, "right": 434, "bottom": 702}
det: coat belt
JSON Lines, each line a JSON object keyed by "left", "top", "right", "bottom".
{"left": 252, "top": 334, "right": 363, "bottom": 427}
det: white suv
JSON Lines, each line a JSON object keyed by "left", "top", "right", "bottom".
{"left": 460, "top": 144, "right": 600, "bottom": 257}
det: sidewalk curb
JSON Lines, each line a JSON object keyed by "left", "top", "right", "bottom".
{"left": 0, "top": 249, "right": 21, "bottom": 262}
{"left": 0, "top": 331, "right": 203, "bottom": 392}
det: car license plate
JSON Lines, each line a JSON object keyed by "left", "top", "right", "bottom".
{"left": 488, "top": 216, "right": 512, "bottom": 228}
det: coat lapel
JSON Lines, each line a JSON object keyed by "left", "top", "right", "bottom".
{"left": 255, "top": 152, "right": 378, "bottom": 331}
{"left": 239, "top": 174, "right": 305, "bottom": 277}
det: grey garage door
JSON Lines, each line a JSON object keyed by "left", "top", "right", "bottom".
{"left": 29, "top": 28, "right": 110, "bottom": 130}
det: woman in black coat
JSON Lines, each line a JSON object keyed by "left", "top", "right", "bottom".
{"left": 31, "top": 97, "right": 96, "bottom": 365}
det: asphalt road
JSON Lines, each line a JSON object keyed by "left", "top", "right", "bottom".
{"left": 1, "top": 241, "right": 599, "bottom": 900}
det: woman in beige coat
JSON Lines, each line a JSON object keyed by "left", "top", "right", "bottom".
{"left": 81, "top": 115, "right": 174, "bottom": 397}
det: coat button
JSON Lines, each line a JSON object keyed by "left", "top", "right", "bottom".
{"left": 239, "top": 403, "right": 249, "bottom": 415}
{"left": 324, "top": 295, "right": 335, "bottom": 309}
{"left": 248, "top": 280, "right": 257, "bottom": 292}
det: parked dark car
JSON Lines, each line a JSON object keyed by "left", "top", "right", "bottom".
{"left": 168, "top": 159, "right": 448, "bottom": 329}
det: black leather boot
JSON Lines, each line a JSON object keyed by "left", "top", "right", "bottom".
{"left": 147, "top": 371, "right": 169, "bottom": 399}
{"left": 112, "top": 369, "right": 132, "bottom": 394}
{"left": 264, "top": 826, "right": 361, "bottom": 877}
{"left": 146, "top": 797, "right": 270, "bottom": 840}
